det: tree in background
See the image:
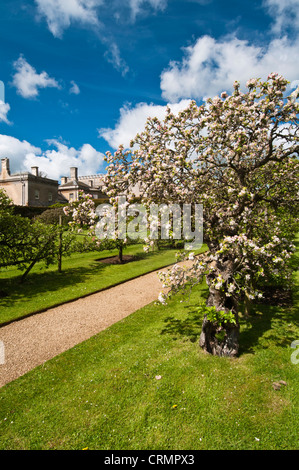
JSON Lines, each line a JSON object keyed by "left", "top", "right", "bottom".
{"left": 0, "top": 189, "right": 74, "bottom": 281}
{"left": 104, "top": 73, "right": 299, "bottom": 357}
{"left": 64, "top": 191, "right": 139, "bottom": 262}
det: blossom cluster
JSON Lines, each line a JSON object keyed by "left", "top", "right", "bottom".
{"left": 63, "top": 191, "right": 97, "bottom": 232}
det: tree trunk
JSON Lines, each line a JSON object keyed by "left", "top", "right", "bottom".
{"left": 20, "top": 257, "right": 39, "bottom": 283}
{"left": 244, "top": 292, "right": 252, "bottom": 317}
{"left": 19, "top": 234, "right": 56, "bottom": 283}
{"left": 199, "top": 313, "right": 240, "bottom": 357}
{"left": 199, "top": 260, "right": 240, "bottom": 357}
{"left": 118, "top": 244, "right": 123, "bottom": 263}
{"left": 57, "top": 215, "right": 62, "bottom": 273}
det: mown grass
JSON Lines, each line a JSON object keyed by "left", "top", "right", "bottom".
{"left": 0, "top": 258, "right": 298, "bottom": 450}
{"left": 0, "top": 244, "right": 189, "bottom": 325}
{"left": 0, "top": 238, "right": 297, "bottom": 450}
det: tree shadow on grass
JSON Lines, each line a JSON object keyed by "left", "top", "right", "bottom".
{"left": 239, "top": 301, "right": 299, "bottom": 355}
{"left": 239, "top": 249, "right": 298, "bottom": 355}
{"left": 160, "top": 286, "right": 209, "bottom": 343}
{"left": 160, "top": 237, "right": 299, "bottom": 355}
{"left": 159, "top": 284, "right": 298, "bottom": 356}
{"left": 161, "top": 308, "right": 203, "bottom": 343}
{"left": 0, "top": 260, "right": 107, "bottom": 322}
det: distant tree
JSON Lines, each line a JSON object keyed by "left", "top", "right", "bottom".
{"left": 63, "top": 191, "right": 134, "bottom": 262}
{"left": 35, "top": 206, "right": 71, "bottom": 226}
{"left": 0, "top": 189, "right": 73, "bottom": 281}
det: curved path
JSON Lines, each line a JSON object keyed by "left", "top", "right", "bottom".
{"left": 0, "top": 262, "right": 189, "bottom": 388}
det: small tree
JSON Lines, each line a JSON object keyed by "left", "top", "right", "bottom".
{"left": 0, "top": 189, "right": 74, "bottom": 281}
{"left": 104, "top": 73, "right": 299, "bottom": 357}
{"left": 0, "top": 190, "right": 29, "bottom": 270}
{"left": 64, "top": 191, "right": 137, "bottom": 262}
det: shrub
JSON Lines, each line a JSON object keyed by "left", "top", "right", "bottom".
{"left": 35, "top": 207, "right": 71, "bottom": 226}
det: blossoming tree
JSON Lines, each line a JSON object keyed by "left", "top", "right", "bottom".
{"left": 63, "top": 191, "right": 132, "bottom": 262}
{"left": 0, "top": 189, "right": 64, "bottom": 281}
{"left": 105, "top": 74, "right": 298, "bottom": 357}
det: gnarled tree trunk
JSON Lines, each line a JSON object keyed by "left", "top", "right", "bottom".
{"left": 199, "top": 259, "right": 240, "bottom": 357}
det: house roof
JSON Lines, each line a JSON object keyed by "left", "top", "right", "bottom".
{"left": 0, "top": 172, "right": 58, "bottom": 186}
{"left": 58, "top": 179, "right": 90, "bottom": 189}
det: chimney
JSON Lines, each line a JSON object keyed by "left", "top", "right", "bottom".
{"left": 31, "top": 166, "right": 39, "bottom": 176}
{"left": 70, "top": 167, "right": 78, "bottom": 180}
{"left": 1, "top": 158, "right": 10, "bottom": 179}
{"left": 61, "top": 177, "right": 68, "bottom": 184}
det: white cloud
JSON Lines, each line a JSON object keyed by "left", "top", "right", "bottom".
{"left": 104, "top": 43, "right": 129, "bottom": 77}
{"left": 102, "top": 0, "right": 299, "bottom": 151}
{"left": 33, "top": 1, "right": 165, "bottom": 78}
{"left": 69, "top": 80, "right": 80, "bottom": 95}
{"left": 35, "top": 0, "right": 102, "bottom": 38}
{"left": 160, "top": 34, "right": 299, "bottom": 102}
{"left": 12, "top": 55, "right": 61, "bottom": 99}
{"left": 160, "top": 0, "right": 299, "bottom": 102}
{"left": 0, "top": 135, "right": 42, "bottom": 173}
{"left": 0, "top": 135, "right": 105, "bottom": 180}
{"left": 263, "top": 0, "right": 299, "bottom": 34}
{"left": 99, "top": 99, "right": 191, "bottom": 149}
{"left": 25, "top": 140, "right": 105, "bottom": 180}
{"left": 0, "top": 101, "right": 11, "bottom": 125}
{"left": 128, "top": 0, "right": 167, "bottom": 20}
{"left": 35, "top": 0, "right": 167, "bottom": 37}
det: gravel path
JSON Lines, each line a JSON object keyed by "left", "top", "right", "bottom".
{"left": 0, "top": 263, "right": 186, "bottom": 388}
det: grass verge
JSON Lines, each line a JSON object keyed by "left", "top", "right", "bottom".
{"left": 0, "top": 244, "right": 196, "bottom": 325}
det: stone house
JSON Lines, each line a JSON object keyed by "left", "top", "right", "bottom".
{"left": 0, "top": 158, "right": 62, "bottom": 207}
{"left": 0, "top": 159, "right": 139, "bottom": 208}
{"left": 58, "top": 167, "right": 107, "bottom": 201}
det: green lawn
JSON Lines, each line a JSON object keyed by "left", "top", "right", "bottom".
{"left": 0, "top": 239, "right": 298, "bottom": 450}
{"left": 0, "top": 244, "right": 190, "bottom": 325}
{"left": 0, "top": 252, "right": 298, "bottom": 450}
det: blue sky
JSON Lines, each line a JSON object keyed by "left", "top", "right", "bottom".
{"left": 0, "top": 0, "right": 298, "bottom": 180}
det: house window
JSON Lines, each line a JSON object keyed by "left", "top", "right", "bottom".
{"left": 35, "top": 190, "right": 39, "bottom": 200}
{"left": 48, "top": 192, "right": 53, "bottom": 202}
{"left": 69, "top": 193, "right": 74, "bottom": 200}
